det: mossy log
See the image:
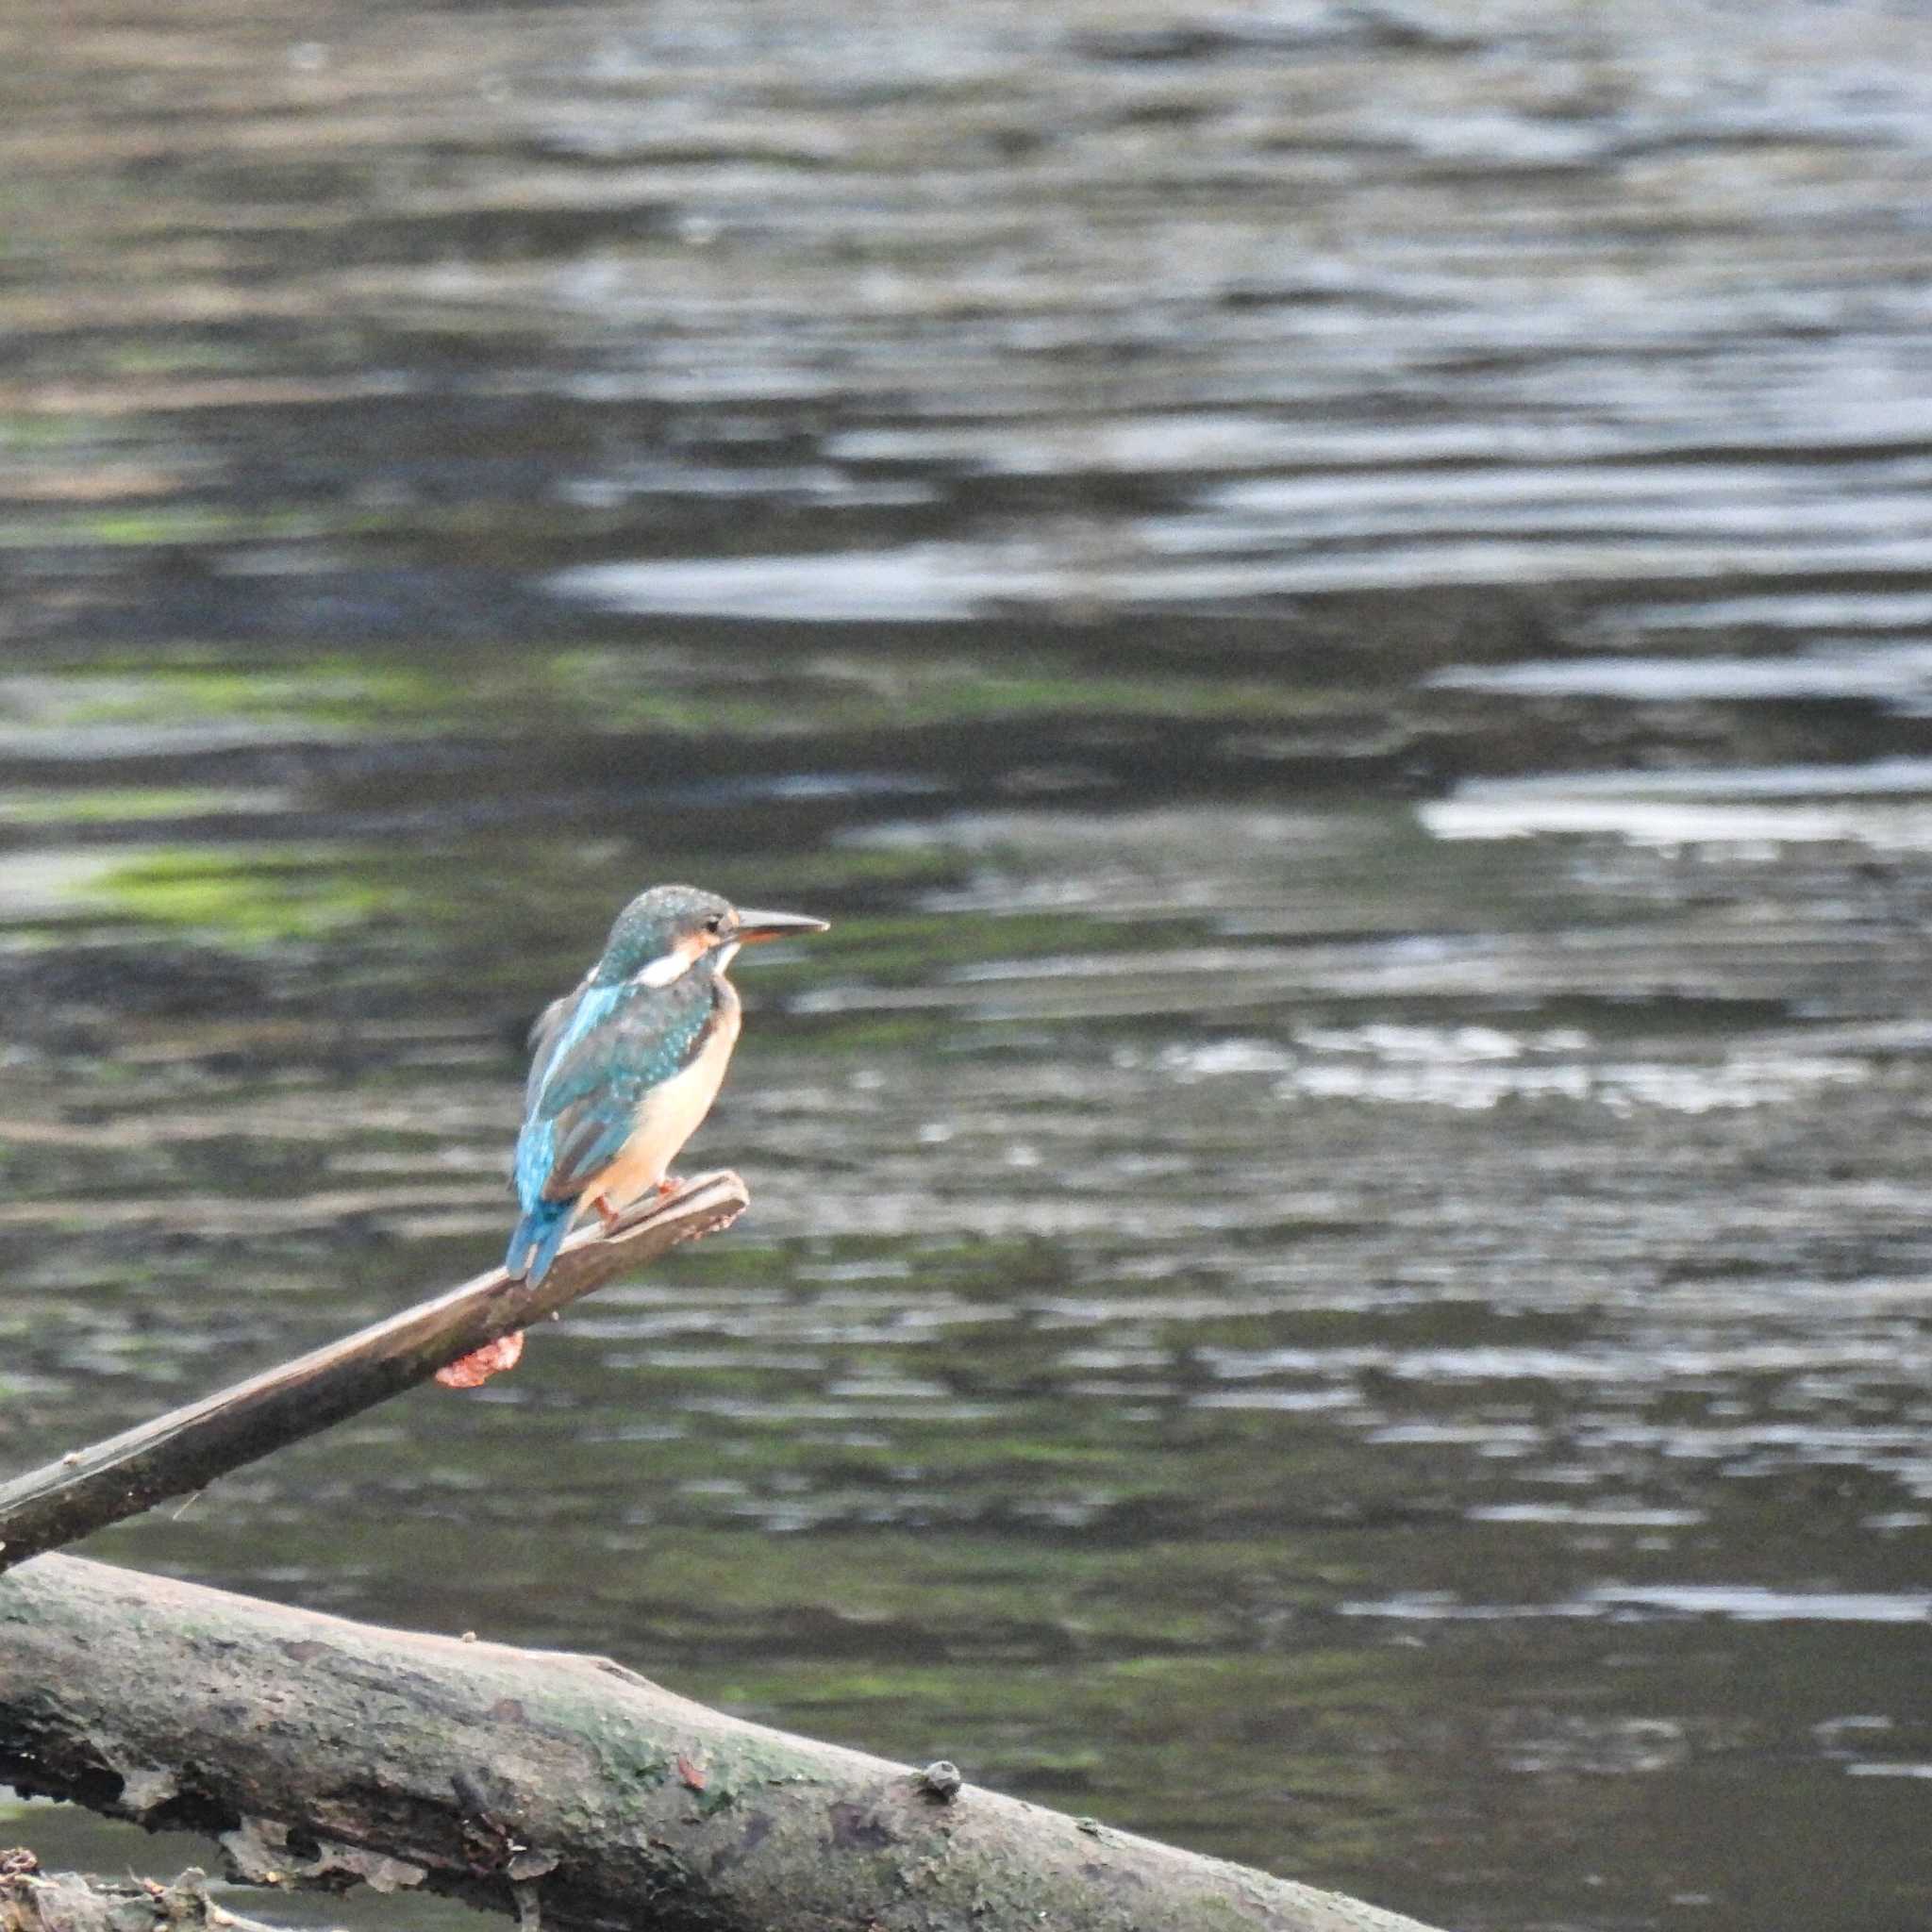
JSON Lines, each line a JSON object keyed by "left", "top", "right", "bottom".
{"left": 0, "top": 1554, "right": 1444, "bottom": 1932}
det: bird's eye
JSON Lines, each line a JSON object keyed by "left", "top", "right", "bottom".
{"left": 705, "top": 914, "right": 725, "bottom": 935}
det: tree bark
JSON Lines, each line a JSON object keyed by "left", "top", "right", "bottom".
{"left": 0, "top": 1861, "right": 293, "bottom": 1932}
{"left": 0, "top": 1553, "right": 1444, "bottom": 1932}
{"left": 0, "top": 1174, "right": 746, "bottom": 1574}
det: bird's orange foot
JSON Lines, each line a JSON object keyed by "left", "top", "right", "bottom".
{"left": 591, "top": 1193, "right": 622, "bottom": 1234}
{"left": 435, "top": 1329, "right": 525, "bottom": 1390}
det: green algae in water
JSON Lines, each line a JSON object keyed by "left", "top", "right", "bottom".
{"left": 88, "top": 847, "right": 411, "bottom": 946}
{"left": 0, "top": 788, "right": 289, "bottom": 826}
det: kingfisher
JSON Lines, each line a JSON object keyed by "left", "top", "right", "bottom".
{"left": 504, "top": 883, "right": 827, "bottom": 1285}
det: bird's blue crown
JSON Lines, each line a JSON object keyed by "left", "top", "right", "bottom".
{"left": 594, "top": 883, "right": 733, "bottom": 983}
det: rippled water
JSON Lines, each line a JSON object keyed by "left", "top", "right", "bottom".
{"left": 4, "top": 2, "right": 1932, "bottom": 1929}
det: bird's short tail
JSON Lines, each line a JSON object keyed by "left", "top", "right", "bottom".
{"left": 505, "top": 1198, "right": 574, "bottom": 1285}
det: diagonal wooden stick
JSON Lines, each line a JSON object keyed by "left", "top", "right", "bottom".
{"left": 0, "top": 1172, "right": 747, "bottom": 1575}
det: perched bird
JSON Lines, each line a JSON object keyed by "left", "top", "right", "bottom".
{"left": 504, "top": 883, "right": 827, "bottom": 1285}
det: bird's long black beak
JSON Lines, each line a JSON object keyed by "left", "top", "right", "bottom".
{"left": 733, "top": 908, "right": 829, "bottom": 943}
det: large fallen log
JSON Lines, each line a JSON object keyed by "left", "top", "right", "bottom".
{"left": 1, "top": 1553, "right": 1443, "bottom": 1932}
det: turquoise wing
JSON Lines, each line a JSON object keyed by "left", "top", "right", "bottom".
{"left": 525, "top": 973, "right": 591, "bottom": 1109}
{"left": 514, "top": 975, "right": 718, "bottom": 1208}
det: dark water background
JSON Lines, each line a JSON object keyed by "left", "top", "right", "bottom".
{"left": 4, "top": 2, "right": 1932, "bottom": 1927}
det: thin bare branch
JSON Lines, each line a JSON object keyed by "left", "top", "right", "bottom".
{"left": 0, "top": 1174, "right": 746, "bottom": 1574}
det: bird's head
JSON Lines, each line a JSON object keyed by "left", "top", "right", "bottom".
{"left": 595, "top": 883, "right": 827, "bottom": 989}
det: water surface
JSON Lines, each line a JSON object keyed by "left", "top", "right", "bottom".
{"left": 3, "top": 4, "right": 1932, "bottom": 1929}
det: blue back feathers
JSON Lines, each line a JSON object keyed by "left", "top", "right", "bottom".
{"left": 513, "top": 981, "right": 623, "bottom": 1208}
